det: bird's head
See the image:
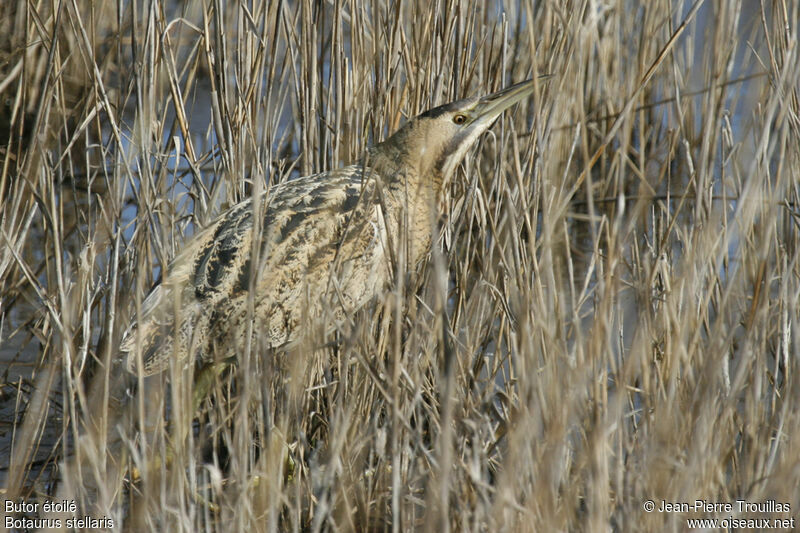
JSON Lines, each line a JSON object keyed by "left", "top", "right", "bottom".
{"left": 375, "top": 79, "right": 536, "bottom": 187}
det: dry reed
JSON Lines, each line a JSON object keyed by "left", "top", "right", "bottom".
{"left": 1, "top": 0, "right": 799, "bottom": 531}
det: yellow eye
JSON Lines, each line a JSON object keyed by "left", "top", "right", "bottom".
{"left": 453, "top": 114, "right": 467, "bottom": 125}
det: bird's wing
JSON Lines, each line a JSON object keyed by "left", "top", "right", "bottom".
{"left": 121, "top": 166, "right": 378, "bottom": 375}
{"left": 119, "top": 200, "right": 254, "bottom": 375}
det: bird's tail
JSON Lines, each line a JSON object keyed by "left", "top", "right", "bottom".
{"left": 120, "top": 278, "right": 211, "bottom": 376}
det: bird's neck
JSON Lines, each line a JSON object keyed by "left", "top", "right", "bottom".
{"left": 365, "top": 145, "right": 445, "bottom": 268}
{"left": 366, "top": 145, "right": 446, "bottom": 201}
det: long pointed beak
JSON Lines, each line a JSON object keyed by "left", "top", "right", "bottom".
{"left": 433, "top": 79, "right": 538, "bottom": 183}
{"left": 473, "top": 79, "right": 536, "bottom": 124}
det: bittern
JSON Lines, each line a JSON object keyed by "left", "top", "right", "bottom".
{"left": 121, "top": 80, "right": 535, "bottom": 375}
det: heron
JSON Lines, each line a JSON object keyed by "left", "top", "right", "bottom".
{"left": 121, "top": 80, "right": 536, "bottom": 376}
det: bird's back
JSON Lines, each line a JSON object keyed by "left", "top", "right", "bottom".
{"left": 121, "top": 164, "right": 391, "bottom": 375}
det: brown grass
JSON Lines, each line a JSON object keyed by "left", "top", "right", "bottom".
{"left": 1, "top": 0, "right": 799, "bottom": 531}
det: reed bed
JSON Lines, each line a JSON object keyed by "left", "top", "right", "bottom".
{"left": 1, "top": 0, "right": 799, "bottom": 531}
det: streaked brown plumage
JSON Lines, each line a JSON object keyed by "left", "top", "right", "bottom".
{"left": 121, "top": 80, "right": 535, "bottom": 376}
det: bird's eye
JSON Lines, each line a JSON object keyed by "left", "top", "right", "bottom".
{"left": 453, "top": 114, "right": 467, "bottom": 125}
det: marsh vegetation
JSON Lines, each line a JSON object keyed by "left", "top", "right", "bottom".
{"left": 1, "top": 0, "right": 799, "bottom": 530}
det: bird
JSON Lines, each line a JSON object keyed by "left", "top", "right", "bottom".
{"left": 120, "top": 79, "right": 536, "bottom": 376}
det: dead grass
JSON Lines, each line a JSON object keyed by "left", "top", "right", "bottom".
{"left": 1, "top": 0, "right": 799, "bottom": 531}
